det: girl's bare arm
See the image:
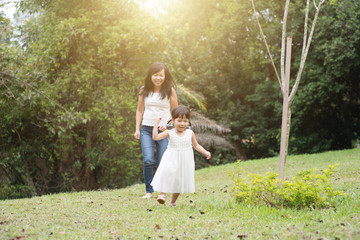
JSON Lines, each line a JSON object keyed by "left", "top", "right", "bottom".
{"left": 191, "top": 132, "right": 211, "bottom": 159}
{"left": 153, "top": 117, "right": 169, "bottom": 141}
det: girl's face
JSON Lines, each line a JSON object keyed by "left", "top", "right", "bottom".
{"left": 151, "top": 69, "right": 165, "bottom": 88}
{"left": 173, "top": 116, "right": 189, "bottom": 132}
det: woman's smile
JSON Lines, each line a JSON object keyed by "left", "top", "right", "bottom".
{"left": 152, "top": 69, "right": 165, "bottom": 87}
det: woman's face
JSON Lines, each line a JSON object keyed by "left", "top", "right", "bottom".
{"left": 151, "top": 69, "right": 165, "bottom": 88}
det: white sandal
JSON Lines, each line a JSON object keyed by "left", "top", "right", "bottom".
{"left": 142, "top": 193, "right": 152, "bottom": 198}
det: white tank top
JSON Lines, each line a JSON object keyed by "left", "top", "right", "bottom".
{"left": 142, "top": 92, "right": 171, "bottom": 127}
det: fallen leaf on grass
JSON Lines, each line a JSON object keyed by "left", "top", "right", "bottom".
{"left": 189, "top": 216, "right": 195, "bottom": 219}
{"left": 12, "top": 237, "right": 25, "bottom": 240}
{"left": 147, "top": 209, "right": 153, "bottom": 212}
{"left": 155, "top": 224, "right": 161, "bottom": 230}
{"left": 110, "top": 231, "right": 117, "bottom": 234}
{"left": 237, "top": 234, "right": 247, "bottom": 239}
{"left": 199, "top": 211, "right": 205, "bottom": 215}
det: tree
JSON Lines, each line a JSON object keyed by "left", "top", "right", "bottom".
{"left": 251, "top": 0, "right": 331, "bottom": 180}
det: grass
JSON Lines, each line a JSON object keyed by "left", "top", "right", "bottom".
{"left": 1, "top": 148, "right": 359, "bottom": 239}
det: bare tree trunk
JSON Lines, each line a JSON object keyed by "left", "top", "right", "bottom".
{"left": 285, "top": 108, "right": 292, "bottom": 157}
{"left": 279, "top": 37, "right": 292, "bottom": 181}
{"left": 82, "top": 120, "right": 97, "bottom": 189}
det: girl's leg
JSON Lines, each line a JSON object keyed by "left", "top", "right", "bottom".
{"left": 170, "top": 193, "right": 180, "bottom": 205}
{"left": 155, "top": 130, "right": 168, "bottom": 202}
{"left": 157, "top": 192, "right": 166, "bottom": 204}
{"left": 140, "top": 126, "right": 155, "bottom": 194}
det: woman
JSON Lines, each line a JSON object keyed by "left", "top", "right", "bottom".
{"left": 134, "top": 62, "right": 178, "bottom": 198}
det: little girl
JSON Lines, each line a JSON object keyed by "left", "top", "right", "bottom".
{"left": 151, "top": 105, "right": 211, "bottom": 206}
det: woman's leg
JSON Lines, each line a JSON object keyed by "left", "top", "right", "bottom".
{"left": 140, "top": 126, "right": 155, "bottom": 193}
{"left": 155, "top": 131, "right": 168, "bottom": 167}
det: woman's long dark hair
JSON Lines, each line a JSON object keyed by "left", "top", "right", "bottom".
{"left": 139, "top": 62, "right": 176, "bottom": 99}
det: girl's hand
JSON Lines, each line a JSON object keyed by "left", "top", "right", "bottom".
{"left": 134, "top": 130, "right": 140, "bottom": 140}
{"left": 155, "top": 117, "right": 162, "bottom": 125}
{"left": 204, "top": 151, "right": 211, "bottom": 160}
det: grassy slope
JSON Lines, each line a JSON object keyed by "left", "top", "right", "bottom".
{"left": 1, "top": 149, "right": 359, "bottom": 239}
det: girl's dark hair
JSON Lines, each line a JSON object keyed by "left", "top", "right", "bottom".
{"left": 139, "top": 62, "right": 176, "bottom": 99}
{"left": 171, "top": 105, "right": 190, "bottom": 120}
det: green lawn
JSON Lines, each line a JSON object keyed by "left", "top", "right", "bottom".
{"left": 1, "top": 149, "right": 359, "bottom": 239}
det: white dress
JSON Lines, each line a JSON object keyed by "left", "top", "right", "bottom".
{"left": 151, "top": 129, "right": 195, "bottom": 193}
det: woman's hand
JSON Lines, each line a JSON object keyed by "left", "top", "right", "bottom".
{"left": 134, "top": 130, "right": 140, "bottom": 140}
{"left": 159, "top": 123, "right": 167, "bottom": 132}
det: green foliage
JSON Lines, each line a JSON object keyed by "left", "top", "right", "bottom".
{"left": 0, "top": 183, "right": 36, "bottom": 199}
{"left": 289, "top": 0, "right": 360, "bottom": 154}
{"left": 231, "top": 163, "right": 345, "bottom": 209}
{"left": 1, "top": 0, "right": 359, "bottom": 198}
{"left": 1, "top": 0, "right": 165, "bottom": 197}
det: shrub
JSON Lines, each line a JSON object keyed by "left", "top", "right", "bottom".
{"left": 231, "top": 163, "right": 345, "bottom": 209}
{"left": 0, "top": 184, "right": 36, "bottom": 200}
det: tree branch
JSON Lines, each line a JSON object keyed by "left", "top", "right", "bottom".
{"left": 301, "top": 0, "right": 310, "bottom": 62}
{"left": 281, "top": 0, "right": 291, "bottom": 89}
{"left": 0, "top": 78, "right": 16, "bottom": 98}
{"left": 289, "top": 0, "right": 326, "bottom": 104}
{"left": 0, "top": 71, "right": 68, "bottom": 112}
{"left": 251, "top": 0, "right": 282, "bottom": 90}
{"left": 313, "top": 0, "right": 318, "bottom": 10}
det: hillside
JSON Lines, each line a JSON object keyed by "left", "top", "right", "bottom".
{"left": 1, "top": 149, "right": 359, "bottom": 239}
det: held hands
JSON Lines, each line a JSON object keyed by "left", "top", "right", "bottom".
{"left": 156, "top": 117, "right": 167, "bottom": 131}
